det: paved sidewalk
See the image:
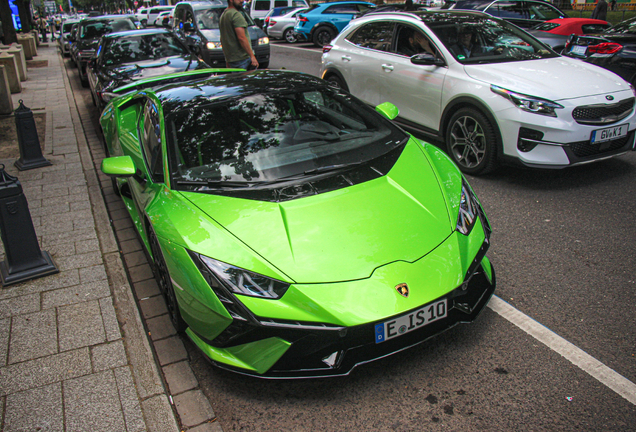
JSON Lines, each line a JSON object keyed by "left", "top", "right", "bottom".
{"left": 0, "top": 44, "right": 183, "bottom": 431}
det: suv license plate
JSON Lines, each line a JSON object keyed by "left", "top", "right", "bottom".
{"left": 375, "top": 299, "right": 447, "bottom": 344}
{"left": 571, "top": 45, "right": 587, "bottom": 55}
{"left": 591, "top": 124, "right": 628, "bottom": 144}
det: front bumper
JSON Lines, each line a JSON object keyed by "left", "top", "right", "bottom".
{"left": 203, "top": 45, "right": 270, "bottom": 67}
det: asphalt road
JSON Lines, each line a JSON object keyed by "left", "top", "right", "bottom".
{"left": 189, "top": 41, "right": 636, "bottom": 431}
{"left": 68, "top": 40, "right": 636, "bottom": 431}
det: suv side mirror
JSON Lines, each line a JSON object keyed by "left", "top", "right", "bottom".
{"left": 411, "top": 53, "right": 445, "bottom": 67}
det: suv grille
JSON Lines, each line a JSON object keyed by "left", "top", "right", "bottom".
{"left": 572, "top": 98, "right": 634, "bottom": 125}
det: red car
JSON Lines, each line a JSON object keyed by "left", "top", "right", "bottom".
{"left": 532, "top": 17, "right": 610, "bottom": 36}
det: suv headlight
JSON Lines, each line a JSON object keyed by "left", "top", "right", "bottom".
{"left": 206, "top": 41, "right": 222, "bottom": 49}
{"left": 456, "top": 180, "right": 482, "bottom": 236}
{"left": 258, "top": 37, "right": 269, "bottom": 45}
{"left": 198, "top": 254, "right": 289, "bottom": 299}
{"left": 491, "top": 85, "right": 563, "bottom": 117}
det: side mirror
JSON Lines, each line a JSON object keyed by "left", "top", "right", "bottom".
{"left": 375, "top": 102, "right": 399, "bottom": 120}
{"left": 411, "top": 53, "right": 445, "bottom": 66}
{"left": 101, "top": 156, "right": 136, "bottom": 177}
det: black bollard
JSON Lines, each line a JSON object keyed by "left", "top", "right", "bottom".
{"left": 0, "top": 165, "right": 59, "bottom": 287}
{"left": 14, "top": 100, "right": 52, "bottom": 171}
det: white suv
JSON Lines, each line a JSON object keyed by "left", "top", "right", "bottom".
{"left": 321, "top": 11, "right": 636, "bottom": 174}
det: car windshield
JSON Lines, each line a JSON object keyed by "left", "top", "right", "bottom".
{"left": 102, "top": 34, "right": 188, "bottom": 66}
{"left": 194, "top": 8, "right": 224, "bottom": 29}
{"left": 167, "top": 86, "right": 406, "bottom": 187}
{"left": 79, "top": 19, "right": 136, "bottom": 39}
{"left": 427, "top": 16, "right": 558, "bottom": 63}
{"left": 603, "top": 18, "right": 636, "bottom": 35}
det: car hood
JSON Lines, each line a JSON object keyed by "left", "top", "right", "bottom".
{"left": 99, "top": 56, "right": 202, "bottom": 89}
{"left": 181, "top": 142, "right": 454, "bottom": 283}
{"left": 463, "top": 57, "right": 631, "bottom": 100}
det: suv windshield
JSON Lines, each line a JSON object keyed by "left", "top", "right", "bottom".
{"left": 102, "top": 34, "right": 188, "bottom": 66}
{"left": 79, "top": 19, "right": 136, "bottom": 40}
{"left": 167, "top": 86, "right": 406, "bottom": 187}
{"left": 195, "top": 8, "right": 254, "bottom": 29}
{"left": 428, "top": 16, "right": 558, "bottom": 63}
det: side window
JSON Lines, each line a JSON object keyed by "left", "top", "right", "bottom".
{"left": 254, "top": 0, "right": 271, "bottom": 11}
{"left": 487, "top": 1, "right": 527, "bottom": 19}
{"left": 582, "top": 24, "right": 610, "bottom": 34}
{"left": 141, "top": 101, "right": 164, "bottom": 182}
{"left": 324, "top": 5, "right": 356, "bottom": 14}
{"left": 346, "top": 22, "right": 394, "bottom": 52}
{"left": 173, "top": 6, "right": 184, "bottom": 28}
{"left": 185, "top": 10, "right": 195, "bottom": 28}
{"left": 274, "top": 0, "right": 288, "bottom": 7}
{"left": 395, "top": 25, "right": 437, "bottom": 57}
{"left": 528, "top": 3, "right": 563, "bottom": 20}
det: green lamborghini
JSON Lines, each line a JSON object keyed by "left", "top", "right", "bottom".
{"left": 100, "top": 69, "right": 496, "bottom": 378}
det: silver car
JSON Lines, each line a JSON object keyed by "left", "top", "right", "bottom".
{"left": 266, "top": 7, "right": 307, "bottom": 43}
{"left": 58, "top": 18, "right": 80, "bottom": 56}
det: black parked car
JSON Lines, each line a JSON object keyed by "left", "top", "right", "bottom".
{"left": 70, "top": 15, "right": 138, "bottom": 87}
{"left": 564, "top": 17, "right": 636, "bottom": 85}
{"left": 86, "top": 28, "right": 208, "bottom": 112}
{"left": 441, "top": 0, "right": 567, "bottom": 28}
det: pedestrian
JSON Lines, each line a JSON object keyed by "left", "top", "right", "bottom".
{"left": 38, "top": 15, "right": 48, "bottom": 42}
{"left": 219, "top": 0, "right": 258, "bottom": 69}
{"left": 591, "top": 0, "right": 608, "bottom": 21}
{"left": 610, "top": 0, "right": 616, "bottom": 11}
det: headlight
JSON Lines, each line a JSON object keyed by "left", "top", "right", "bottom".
{"left": 199, "top": 254, "right": 289, "bottom": 299}
{"left": 456, "top": 180, "right": 481, "bottom": 236}
{"left": 206, "top": 41, "right": 222, "bottom": 49}
{"left": 491, "top": 85, "right": 563, "bottom": 117}
{"left": 630, "top": 84, "right": 636, "bottom": 98}
{"left": 258, "top": 37, "right": 269, "bottom": 45}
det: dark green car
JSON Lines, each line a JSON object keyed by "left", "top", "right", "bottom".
{"left": 100, "top": 69, "right": 496, "bottom": 378}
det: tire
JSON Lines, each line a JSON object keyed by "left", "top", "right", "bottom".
{"left": 111, "top": 177, "right": 120, "bottom": 197}
{"left": 284, "top": 28, "right": 297, "bottom": 43}
{"left": 148, "top": 229, "right": 187, "bottom": 332}
{"left": 313, "top": 26, "right": 335, "bottom": 48}
{"left": 90, "top": 89, "right": 96, "bottom": 106}
{"left": 445, "top": 107, "right": 498, "bottom": 175}
{"left": 326, "top": 74, "right": 349, "bottom": 92}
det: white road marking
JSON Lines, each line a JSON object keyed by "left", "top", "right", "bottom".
{"left": 488, "top": 295, "right": 636, "bottom": 405}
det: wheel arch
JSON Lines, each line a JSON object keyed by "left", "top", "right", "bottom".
{"left": 310, "top": 22, "right": 339, "bottom": 38}
{"left": 321, "top": 67, "right": 348, "bottom": 88}
{"left": 440, "top": 96, "right": 503, "bottom": 159}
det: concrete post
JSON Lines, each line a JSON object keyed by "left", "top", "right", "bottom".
{"left": 16, "top": 36, "right": 34, "bottom": 60}
{"left": 2, "top": 45, "right": 27, "bottom": 82}
{"left": 0, "top": 66, "right": 13, "bottom": 115}
{"left": 0, "top": 53, "right": 21, "bottom": 94}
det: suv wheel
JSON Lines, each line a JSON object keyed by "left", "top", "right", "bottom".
{"left": 284, "top": 28, "right": 297, "bottom": 43}
{"left": 445, "top": 107, "right": 497, "bottom": 175}
{"left": 313, "top": 26, "right": 335, "bottom": 47}
{"left": 326, "top": 74, "right": 348, "bottom": 92}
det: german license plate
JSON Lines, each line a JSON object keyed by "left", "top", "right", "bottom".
{"left": 571, "top": 45, "right": 587, "bottom": 55}
{"left": 591, "top": 124, "right": 628, "bottom": 144}
{"left": 374, "top": 299, "right": 447, "bottom": 344}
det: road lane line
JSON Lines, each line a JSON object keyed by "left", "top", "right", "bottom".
{"left": 487, "top": 295, "right": 636, "bottom": 405}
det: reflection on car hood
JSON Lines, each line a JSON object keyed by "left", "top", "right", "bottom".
{"left": 181, "top": 141, "right": 453, "bottom": 283}
{"left": 463, "top": 57, "right": 631, "bottom": 100}
{"left": 101, "top": 56, "right": 201, "bottom": 89}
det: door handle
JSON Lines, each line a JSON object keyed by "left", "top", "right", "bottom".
{"left": 381, "top": 64, "right": 394, "bottom": 72}
{"left": 341, "top": 55, "right": 351, "bottom": 61}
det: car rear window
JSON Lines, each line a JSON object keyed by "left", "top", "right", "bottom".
{"left": 102, "top": 34, "right": 188, "bottom": 66}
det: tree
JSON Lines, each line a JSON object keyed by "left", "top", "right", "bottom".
{"left": 0, "top": 0, "right": 18, "bottom": 44}
{"left": 15, "top": 0, "right": 33, "bottom": 32}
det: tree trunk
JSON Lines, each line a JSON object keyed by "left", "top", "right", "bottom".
{"left": 16, "top": 0, "right": 32, "bottom": 33}
{"left": 0, "top": 0, "right": 18, "bottom": 44}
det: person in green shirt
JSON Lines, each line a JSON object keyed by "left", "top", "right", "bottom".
{"left": 219, "top": 0, "right": 258, "bottom": 69}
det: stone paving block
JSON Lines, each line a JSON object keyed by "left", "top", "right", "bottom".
{"left": 56, "top": 250, "right": 103, "bottom": 271}
{"left": 9, "top": 309, "right": 57, "bottom": 364}
{"left": 141, "top": 394, "right": 180, "bottom": 432}
{"left": 0, "top": 318, "right": 9, "bottom": 367}
{"left": 120, "top": 238, "right": 143, "bottom": 255}
{"left": 45, "top": 241, "right": 77, "bottom": 258}
{"left": 91, "top": 340, "right": 127, "bottom": 372}
{"left": 4, "top": 382, "right": 63, "bottom": 432}
{"left": 79, "top": 264, "right": 108, "bottom": 283}
{"left": 113, "top": 366, "right": 146, "bottom": 432}
{"left": 129, "top": 263, "right": 154, "bottom": 284}
{"left": 0, "top": 269, "right": 80, "bottom": 301}
{"left": 125, "top": 250, "right": 148, "bottom": 268}
{"left": 163, "top": 361, "right": 198, "bottom": 395}
{"left": 37, "top": 218, "right": 74, "bottom": 236}
{"left": 58, "top": 300, "right": 106, "bottom": 352}
{"left": 116, "top": 227, "right": 137, "bottom": 242}
{"left": 42, "top": 226, "right": 97, "bottom": 248}
{"left": 188, "top": 421, "right": 224, "bottom": 432}
{"left": 70, "top": 199, "right": 91, "bottom": 211}
{"left": 154, "top": 335, "right": 188, "bottom": 366}
{"left": 174, "top": 389, "right": 216, "bottom": 428}
{"left": 110, "top": 208, "right": 129, "bottom": 221}
{"left": 64, "top": 370, "right": 126, "bottom": 432}
{"left": 134, "top": 278, "right": 161, "bottom": 299}
{"left": 0, "top": 347, "right": 91, "bottom": 396}
{"left": 0, "top": 294, "right": 40, "bottom": 319}
{"left": 75, "top": 238, "right": 100, "bottom": 253}
{"left": 140, "top": 295, "right": 168, "bottom": 319}
{"left": 147, "top": 314, "right": 176, "bottom": 341}
{"left": 113, "top": 217, "right": 134, "bottom": 231}
{"left": 42, "top": 279, "right": 111, "bottom": 309}
{"left": 106, "top": 199, "right": 126, "bottom": 213}
{"left": 99, "top": 297, "right": 122, "bottom": 341}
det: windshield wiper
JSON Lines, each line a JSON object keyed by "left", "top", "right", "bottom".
{"left": 175, "top": 179, "right": 264, "bottom": 188}
{"left": 303, "top": 161, "right": 364, "bottom": 175}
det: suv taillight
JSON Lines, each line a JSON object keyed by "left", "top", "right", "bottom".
{"left": 298, "top": 16, "right": 308, "bottom": 22}
{"left": 323, "top": 45, "right": 333, "bottom": 53}
{"left": 270, "top": 20, "right": 277, "bottom": 26}
{"left": 588, "top": 42, "right": 623, "bottom": 54}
